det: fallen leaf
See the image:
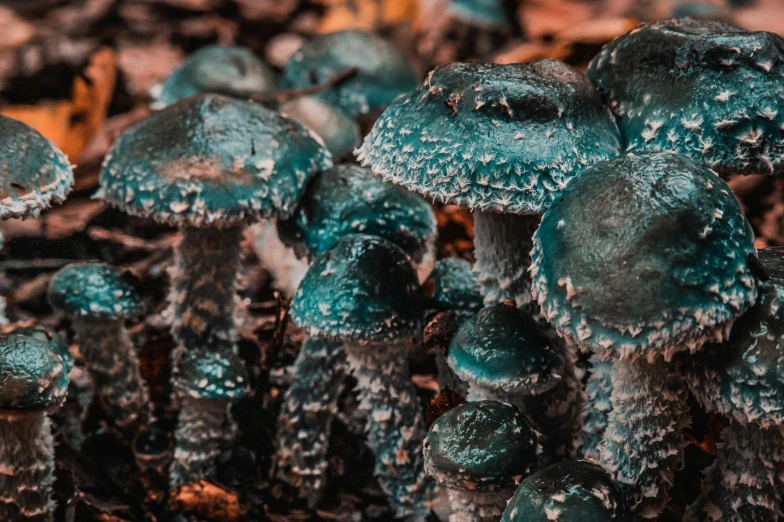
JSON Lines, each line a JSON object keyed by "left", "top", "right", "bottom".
{"left": 317, "top": 0, "right": 419, "bottom": 33}
{"left": 168, "top": 480, "right": 243, "bottom": 522}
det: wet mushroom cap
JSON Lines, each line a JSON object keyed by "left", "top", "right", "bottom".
{"left": 448, "top": 303, "right": 564, "bottom": 395}
{"left": 290, "top": 234, "right": 423, "bottom": 343}
{"left": 501, "top": 459, "right": 631, "bottom": 522}
{"left": 279, "top": 96, "right": 360, "bottom": 160}
{"left": 423, "top": 400, "right": 538, "bottom": 492}
{"left": 153, "top": 45, "right": 278, "bottom": 108}
{"left": 0, "top": 115, "right": 74, "bottom": 220}
{"left": 10, "top": 325, "right": 73, "bottom": 374}
{"left": 448, "top": 0, "right": 516, "bottom": 27}
{"left": 282, "top": 30, "right": 419, "bottom": 118}
{"left": 0, "top": 334, "right": 68, "bottom": 413}
{"left": 176, "top": 348, "right": 249, "bottom": 401}
{"left": 531, "top": 152, "right": 758, "bottom": 361}
{"left": 587, "top": 18, "right": 784, "bottom": 177}
{"left": 357, "top": 60, "right": 621, "bottom": 215}
{"left": 431, "top": 257, "right": 484, "bottom": 317}
{"left": 49, "top": 262, "right": 144, "bottom": 321}
{"left": 98, "top": 94, "right": 332, "bottom": 228}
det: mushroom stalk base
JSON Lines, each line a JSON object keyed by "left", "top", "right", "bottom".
{"left": 601, "top": 356, "right": 689, "bottom": 520}
{"left": 579, "top": 355, "right": 614, "bottom": 462}
{"left": 473, "top": 211, "right": 539, "bottom": 308}
{"left": 170, "top": 397, "right": 232, "bottom": 488}
{"left": 0, "top": 414, "right": 56, "bottom": 522}
{"left": 445, "top": 489, "right": 508, "bottom": 522}
{"left": 345, "top": 341, "right": 435, "bottom": 520}
{"left": 275, "top": 337, "right": 347, "bottom": 506}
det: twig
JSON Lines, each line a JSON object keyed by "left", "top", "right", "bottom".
{"left": 265, "top": 291, "right": 292, "bottom": 369}
{"left": 250, "top": 67, "right": 359, "bottom": 105}
{"left": 0, "top": 258, "right": 80, "bottom": 270}
{"left": 87, "top": 226, "right": 179, "bottom": 251}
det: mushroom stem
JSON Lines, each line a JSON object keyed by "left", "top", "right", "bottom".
{"left": 275, "top": 337, "right": 347, "bottom": 506}
{"left": 685, "top": 421, "right": 784, "bottom": 522}
{"left": 473, "top": 211, "right": 539, "bottom": 308}
{"left": 71, "top": 318, "right": 152, "bottom": 440}
{"left": 600, "top": 356, "right": 689, "bottom": 520}
{"left": 579, "top": 355, "right": 614, "bottom": 462}
{"left": 0, "top": 413, "right": 56, "bottom": 521}
{"left": 344, "top": 341, "right": 435, "bottom": 519}
{"left": 445, "top": 489, "right": 509, "bottom": 522}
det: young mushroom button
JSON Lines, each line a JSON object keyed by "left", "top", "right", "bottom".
{"left": 431, "top": 258, "right": 485, "bottom": 320}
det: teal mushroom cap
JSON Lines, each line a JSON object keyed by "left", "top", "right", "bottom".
{"left": 0, "top": 115, "right": 74, "bottom": 220}
{"left": 278, "top": 165, "right": 437, "bottom": 263}
{"left": 449, "top": 0, "right": 516, "bottom": 27}
{"left": 423, "top": 401, "right": 538, "bottom": 492}
{"left": 448, "top": 303, "right": 564, "bottom": 395}
{"left": 290, "top": 234, "right": 423, "bottom": 343}
{"left": 11, "top": 325, "right": 72, "bottom": 374}
{"left": 531, "top": 152, "right": 758, "bottom": 361}
{"left": 431, "top": 257, "right": 484, "bottom": 317}
{"left": 501, "top": 460, "right": 631, "bottom": 522}
{"left": 49, "top": 262, "right": 143, "bottom": 321}
{"left": 153, "top": 45, "right": 277, "bottom": 108}
{"left": 357, "top": 60, "right": 621, "bottom": 215}
{"left": 176, "top": 348, "right": 249, "bottom": 401}
{"left": 98, "top": 94, "right": 332, "bottom": 228}
{"left": 281, "top": 30, "right": 419, "bottom": 118}
{"left": 279, "top": 96, "right": 360, "bottom": 161}
{"left": 587, "top": 18, "right": 784, "bottom": 177}
{"left": 0, "top": 333, "right": 69, "bottom": 412}
{"left": 687, "top": 246, "right": 784, "bottom": 427}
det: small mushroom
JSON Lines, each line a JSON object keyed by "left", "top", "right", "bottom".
{"left": 0, "top": 332, "right": 69, "bottom": 522}
{"left": 430, "top": 257, "right": 485, "bottom": 321}
{"left": 48, "top": 262, "right": 151, "bottom": 442}
{"left": 579, "top": 355, "right": 613, "bottom": 463}
{"left": 279, "top": 96, "right": 361, "bottom": 162}
{"left": 423, "top": 400, "right": 538, "bottom": 522}
{"left": 501, "top": 459, "right": 631, "bottom": 522}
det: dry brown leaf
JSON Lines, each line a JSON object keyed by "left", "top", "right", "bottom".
{"left": 168, "top": 480, "right": 243, "bottom": 522}
{"left": 555, "top": 17, "right": 638, "bottom": 45}
{"left": 317, "top": 0, "right": 419, "bottom": 33}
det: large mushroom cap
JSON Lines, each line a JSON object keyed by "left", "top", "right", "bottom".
{"left": 10, "top": 325, "right": 72, "bottom": 374}
{"left": 0, "top": 115, "right": 74, "bottom": 221}
{"left": 357, "top": 60, "right": 621, "bottom": 215}
{"left": 49, "top": 262, "right": 143, "bottom": 321}
{"left": 423, "top": 400, "right": 537, "bottom": 492}
{"left": 176, "top": 347, "right": 249, "bottom": 401}
{"left": 687, "top": 246, "right": 784, "bottom": 428}
{"left": 431, "top": 257, "right": 484, "bottom": 317}
{"left": 278, "top": 165, "right": 437, "bottom": 263}
{"left": 531, "top": 151, "right": 758, "bottom": 361}
{"left": 0, "top": 333, "right": 68, "bottom": 413}
{"left": 282, "top": 30, "right": 419, "bottom": 118}
{"left": 98, "top": 94, "right": 332, "bottom": 228}
{"left": 279, "top": 96, "right": 360, "bottom": 161}
{"left": 587, "top": 18, "right": 784, "bottom": 177}
{"left": 448, "top": 303, "right": 564, "bottom": 395}
{"left": 290, "top": 234, "right": 423, "bottom": 343}
{"left": 501, "top": 460, "right": 631, "bottom": 522}
{"left": 153, "top": 45, "right": 277, "bottom": 108}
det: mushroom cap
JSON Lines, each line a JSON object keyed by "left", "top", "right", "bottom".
{"left": 10, "top": 325, "right": 72, "bottom": 374}
{"left": 587, "top": 18, "right": 784, "bottom": 177}
{"left": 687, "top": 246, "right": 784, "bottom": 428}
{"left": 153, "top": 45, "right": 278, "bottom": 108}
{"left": 448, "top": 304, "right": 564, "bottom": 395}
{"left": 277, "top": 165, "right": 437, "bottom": 263}
{"left": 0, "top": 115, "right": 74, "bottom": 220}
{"left": 423, "top": 400, "right": 538, "bottom": 492}
{"left": 0, "top": 333, "right": 68, "bottom": 413}
{"left": 357, "top": 60, "right": 621, "bottom": 215}
{"left": 176, "top": 347, "right": 249, "bottom": 401}
{"left": 501, "top": 460, "right": 631, "bottom": 522}
{"left": 448, "top": 0, "right": 515, "bottom": 27}
{"left": 282, "top": 30, "right": 419, "bottom": 118}
{"left": 98, "top": 94, "right": 332, "bottom": 228}
{"left": 531, "top": 152, "right": 758, "bottom": 361}
{"left": 431, "top": 257, "right": 484, "bottom": 317}
{"left": 279, "top": 96, "right": 360, "bottom": 161}
{"left": 49, "top": 262, "right": 143, "bottom": 321}
{"left": 290, "top": 234, "right": 423, "bottom": 343}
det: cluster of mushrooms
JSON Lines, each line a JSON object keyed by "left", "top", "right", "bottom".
{"left": 1, "top": 14, "right": 784, "bottom": 522}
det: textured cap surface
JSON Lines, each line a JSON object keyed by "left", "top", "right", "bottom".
{"left": 11, "top": 325, "right": 72, "bottom": 374}
{"left": 49, "top": 262, "right": 143, "bottom": 321}
{"left": 176, "top": 347, "right": 249, "bottom": 400}
{"left": 431, "top": 257, "right": 484, "bottom": 317}
{"left": 279, "top": 96, "right": 360, "bottom": 160}
{"left": 0, "top": 333, "right": 68, "bottom": 412}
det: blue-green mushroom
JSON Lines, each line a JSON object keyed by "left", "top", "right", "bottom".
{"left": 579, "top": 355, "right": 614, "bottom": 462}
{"left": 530, "top": 151, "right": 759, "bottom": 519}
{"left": 0, "top": 332, "right": 69, "bottom": 522}
{"left": 587, "top": 18, "right": 784, "bottom": 177}
{"left": 448, "top": 0, "right": 516, "bottom": 27}
{"left": 430, "top": 257, "right": 484, "bottom": 320}
{"left": 423, "top": 400, "right": 538, "bottom": 522}
{"left": 279, "top": 96, "right": 360, "bottom": 161}
{"left": 10, "top": 325, "right": 72, "bottom": 374}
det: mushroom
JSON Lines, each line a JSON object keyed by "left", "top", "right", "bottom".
{"left": 447, "top": 0, "right": 519, "bottom": 27}
{"left": 278, "top": 96, "right": 361, "bottom": 162}
{"left": 530, "top": 151, "right": 759, "bottom": 519}
{"left": 579, "top": 355, "right": 614, "bottom": 462}
{"left": 684, "top": 246, "right": 784, "bottom": 522}
{"left": 0, "top": 332, "right": 69, "bottom": 522}
{"left": 48, "top": 262, "right": 151, "bottom": 442}
{"left": 289, "top": 234, "right": 433, "bottom": 518}
{"left": 430, "top": 257, "right": 485, "bottom": 321}
{"left": 587, "top": 18, "right": 784, "bottom": 177}
{"left": 500, "top": 459, "right": 631, "bottom": 522}
{"left": 423, "top": 400, "right": 538, "bottom": 522}
{"left": 9, "top": 325, "right": 72, "bottom": 374}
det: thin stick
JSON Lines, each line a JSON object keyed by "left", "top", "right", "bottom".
{"left": 250, "top": 67, "right": 359, "bottom": 105}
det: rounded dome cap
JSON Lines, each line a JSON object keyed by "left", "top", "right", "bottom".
{"left": 424, "top": 400, "right": 537, "bottom": 492}
{"left": 278, "top": 165, "right": 437, "bottom": 262}
{"left": 290, "top": 234, "right": 423, "bottom": 343}
{"left": 176, "top": 347, "right": 249, "bottom": 400}
{"left": 448, "top": 304, "right": 564, "bottom": 395}
{"left": 10, "top": 325, "right": 72, "bottom": 373}
{"left": 153, "top": 45, "right": 277, "bottom": 108}
{"left": 357, "top": 60, "right": 621, "bottom": 215}
{"left": 0, "top": 333, "right": 69, "bottom": 412}
{"left": 449, "top": 0, "right": 516, "bottom": 27}
{"left": 587, "top": 18, "right": 784, "bottom": 177}
{"left": 98, "top": 94, "right": 332, "bottom": 228}
{"left": 282, "top": 30, "right": 418, "bottom": 118}
{"left": 431, "top": 257, "right": 484, "bottom": 317}
{"left": 279, "top": 96, "right": 360, "bottom": 161}
{"left": 531, "top": 152, "right": 758, "bottom": 361}
{"left": 502, "top": 460, "right": 631, "bottom": 522}
{"left": 49, "top": 262, "right": 143, "bottom": 321}
{"left": 0, "top": 115, "right": 74, "bottom": 220}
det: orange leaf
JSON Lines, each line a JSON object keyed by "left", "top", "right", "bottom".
{"left": 318, "top": 0, "right": 418, "bottom": 33}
